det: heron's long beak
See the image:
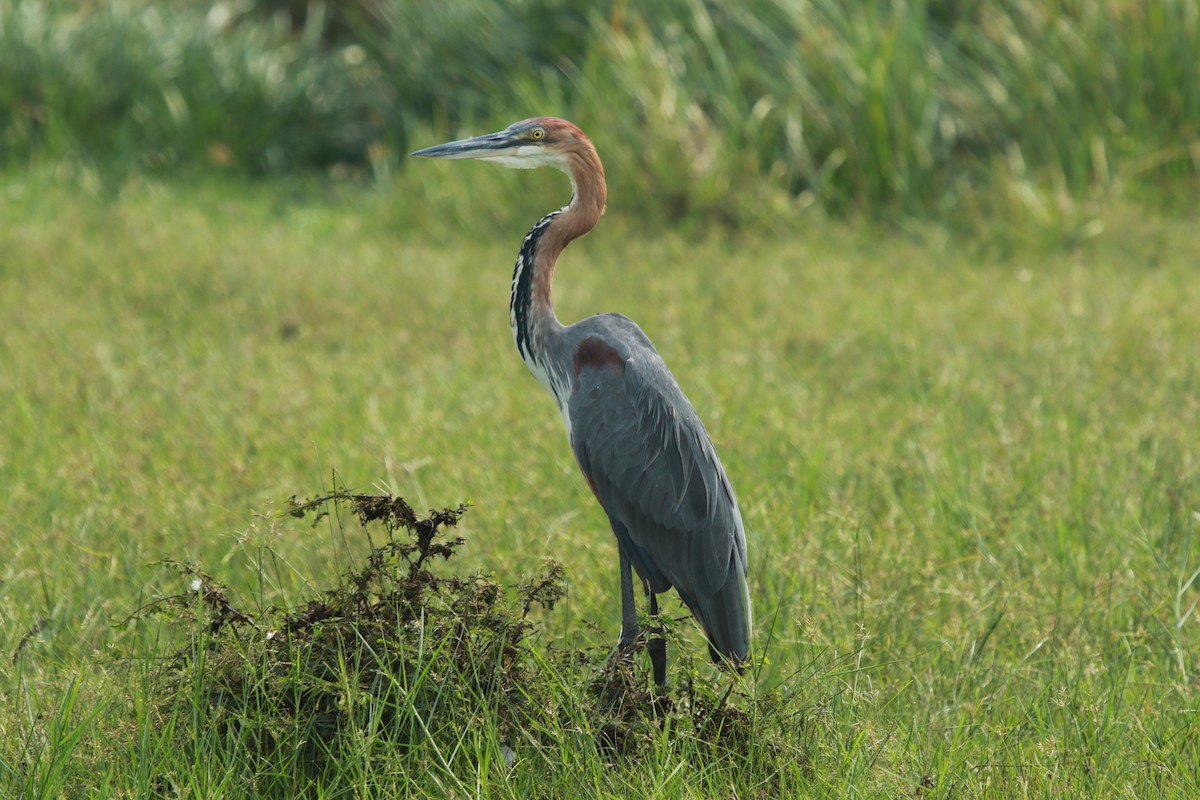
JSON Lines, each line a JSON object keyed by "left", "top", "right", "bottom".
{"left": 410, "top": 130, "right": 518, "bottom": 160}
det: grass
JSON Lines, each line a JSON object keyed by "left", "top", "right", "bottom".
{"left": 1, "top": 170, "right": 1198, "bottom": 796}
{"left": 2, "top": 0, "right": 1197, "bottom": 222}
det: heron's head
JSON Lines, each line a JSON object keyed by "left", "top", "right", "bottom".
{"left": 411, "top": 117, "right": 593, "bottom": 174}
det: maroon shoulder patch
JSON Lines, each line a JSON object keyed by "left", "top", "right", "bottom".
{"left": 573, "top": 336, "right": 625, "bottom": 378}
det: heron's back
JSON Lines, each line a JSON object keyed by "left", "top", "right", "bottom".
{"left": 564, "top": 314, "right": 751, "bottom": 665}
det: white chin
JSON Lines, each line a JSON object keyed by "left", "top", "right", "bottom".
{"left": 485, "top": 146, "right": 567, "bottom": 170}
{"left": 486, "top": 154, "right": 541, "bottom": 170}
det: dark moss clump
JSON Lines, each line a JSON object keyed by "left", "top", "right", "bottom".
{"left": 139, "top": 493, "right": 565, "bottom": 777}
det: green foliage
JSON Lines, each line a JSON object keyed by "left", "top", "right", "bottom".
{"left": 0, "top": 0, "right": 387, "bottom": 175}
{"left": 1, "top": 0, "right": 1197, "bottom": 220}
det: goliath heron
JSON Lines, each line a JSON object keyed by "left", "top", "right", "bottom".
{"left": 412, "top": 117, "right": 750, "bottom": 683}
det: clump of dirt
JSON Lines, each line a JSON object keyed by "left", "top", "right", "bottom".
{"left": 136, "top": 490, "right": 773, "bottom": 782}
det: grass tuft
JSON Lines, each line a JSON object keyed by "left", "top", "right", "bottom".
{"left": 124, "top": 490, "right": 805, "bottom": 795}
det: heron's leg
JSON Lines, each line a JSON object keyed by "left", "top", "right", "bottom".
{"left": 617, "top": 548, "right": 639, "bottom": 652}
{"left": 647, "top": 592, "right": 667, "bottom": 687}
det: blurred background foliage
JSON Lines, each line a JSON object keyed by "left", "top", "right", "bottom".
{"left": 1, "top": 0, "right": 1197, "bottom": 224}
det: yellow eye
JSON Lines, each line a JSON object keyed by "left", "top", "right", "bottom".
{"left": 530, "top": 128, "right": 545, "bottom": 140}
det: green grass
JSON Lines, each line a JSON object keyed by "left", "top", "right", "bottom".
{"left": 2, "top": 0, "right": 1197, "bottom": 222}
{"left": 1, "top": 171, "right": 1198, "bottom": 796}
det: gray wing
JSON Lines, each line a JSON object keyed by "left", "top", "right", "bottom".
{"left": 568, "top": 340, "right": 750, "bottom": 660}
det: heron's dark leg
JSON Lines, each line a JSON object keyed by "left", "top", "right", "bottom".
{"left": 647, "top": 592, "right": 667, "bottom": 687}
{"left": 617, "top": 548, "right": 639, "bottom": 652}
